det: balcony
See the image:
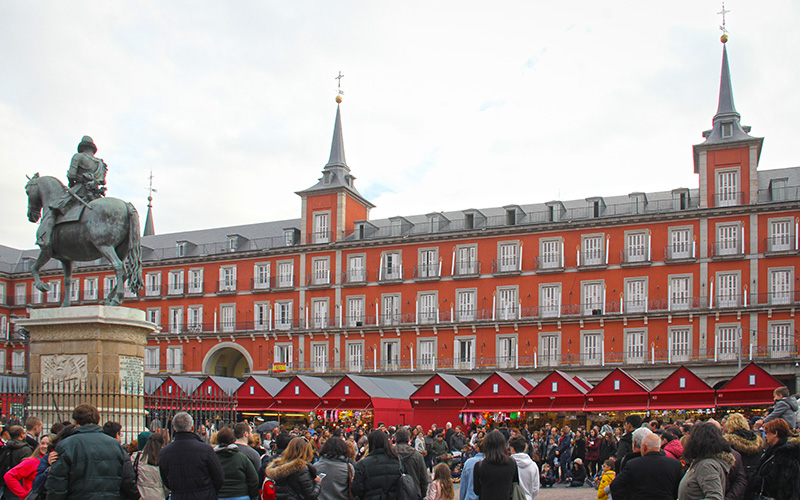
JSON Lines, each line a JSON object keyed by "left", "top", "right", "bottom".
{"left": 377, "top": 265, "right": 404, "bottom": 283}
{"left": 620, "top": 249, "right": 650, "bottom": 266}
{"left": 535, "top": 255, "right": 564, "bottom": 273}
{"left": 413, "top": 264, "right": 440, "bottom": 280}
{"left": 452, "top": 260, "right": 480, "bottom": 278}
{"left": 711, "top": 242, "right": 744, "bottom": 259}
{"left": 342, "top": 269, "right": 368, "bottom": 285}
{"left": 215, "top": 280, "right": 238, "bottom": 294}
{"left": 308, "top": 230, "right": 333, "bottom": 244}
{"left": 665, "top": 244, "right": 696, "bottom": 262}
{"left": 166, "top": 282, "right": 185, "bottom": 296}
{"left": 306, "top": 271, "right": 331, "bottom": 287}
{"left": 765, "top": 236, "right": 797, "bottom": 255}
{"left": 578, "top": 250, "right": 606, "bottom": 269}
{"left": 492, "top": 258, "right": 521, "bottom": 275}
{"left": 186, "top": 282, "right": 205, "bottom": 295}
{"left": 710, "top": 192, "right": 744, "bottom": 208}
{"left": 251, "top": 277, "right": 271, "bottom": 291}
{"left": 274, "top": 275, "right": 295, "bottom": 289}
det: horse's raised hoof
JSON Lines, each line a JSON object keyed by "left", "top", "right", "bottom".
{"left": 34, "top": 281, "right": 51, "bottom": 293}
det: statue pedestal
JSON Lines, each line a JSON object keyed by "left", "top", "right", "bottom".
{"left": 17, "top": 306, "right": 157, "bottom": 436}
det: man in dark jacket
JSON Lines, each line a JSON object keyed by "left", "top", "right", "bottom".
{"left": 449, "top": 426, "right": 468, "bottom": 452}
{"left": 159, "top": 411, "right": 224, "bottom": 500}
{"left": 610, "top": 433, "right": 682, "bottom": 500}
{"left": 44, "top": 404, "right": 139, "bottom": 500}
{"left": 395, "top": 427, "right": 429, "bottom": 498}
{"left": 615, "top": 414, "right": 641, "bottom": 469}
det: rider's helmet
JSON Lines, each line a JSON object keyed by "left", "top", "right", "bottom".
{"left": 77, "top": 136, "right": 97, "bottom": 154}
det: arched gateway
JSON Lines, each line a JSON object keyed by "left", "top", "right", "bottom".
{"left": 202, "top": 343, "right": 253, "bottom": 377}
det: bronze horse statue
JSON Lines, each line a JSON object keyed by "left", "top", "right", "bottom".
{"left": 25, "top": 174, "right": 143, "bottom": 306}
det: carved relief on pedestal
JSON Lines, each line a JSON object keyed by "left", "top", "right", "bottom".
{"left": 40, "top": 354, "right": 88, "bottom": 390}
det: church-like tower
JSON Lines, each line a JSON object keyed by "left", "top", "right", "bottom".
{"left": 296, "top": 102, "right": 375, "bottom": 244}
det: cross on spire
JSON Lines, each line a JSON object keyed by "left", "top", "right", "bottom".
{"left": 335, "top": 71, "right": 345, "bottom": 96}
{"left": 718, "top": 2, "right": 730, "bottom": 34}
{"left": 147, "top": 170, "right": 157, "bottom": 206}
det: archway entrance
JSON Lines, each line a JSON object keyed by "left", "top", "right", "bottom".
{"left": 202, "top": 343, "right": 252, "bottom": 378}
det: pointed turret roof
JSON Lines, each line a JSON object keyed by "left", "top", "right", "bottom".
{"left": 143, "top": 197, "right": 155, "bottom": 237}
{"left": 694, "top": 40, "right": 763, "bottom": 172}
{"left": 297, "top": 104, "right": 375, "bottom": 208}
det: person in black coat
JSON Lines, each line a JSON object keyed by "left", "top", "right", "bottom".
{"left": 265, "top": 436, "right": 321, "bottom": 500}
{"left": 473, "top": 430, "right": 518, "bottom": 500}
{"left": 352, "top": 430, "right": 402, "bottom": 500}
{"left": 159, "top": 412, "right": 224, "bottom": 500}
{"left": 610, "top": 433, "right": 683, "bottom": 500}
{"left": 750, "top": 418, "right": 800, "bottom": 500}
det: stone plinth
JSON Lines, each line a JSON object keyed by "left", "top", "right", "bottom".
{"left": 16, "top": 306, "right": 157, "bottom": 434}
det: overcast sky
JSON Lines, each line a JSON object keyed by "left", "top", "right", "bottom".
{"left": 2, "top": 1, "right": 799, "bottom": 250}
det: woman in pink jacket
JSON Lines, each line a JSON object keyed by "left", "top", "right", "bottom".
{"left": 4, "top": 435, "right": 50, "bottom": 499}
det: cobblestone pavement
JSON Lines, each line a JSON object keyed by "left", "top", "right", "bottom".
{"left": 454, "top": 480, "right": 597, "bottom": 499}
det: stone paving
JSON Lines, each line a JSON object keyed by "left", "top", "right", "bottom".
{"left": 453, "top": 479, "right": 598, "bottom": 500}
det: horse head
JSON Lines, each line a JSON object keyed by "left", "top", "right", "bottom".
{"left": 25, "top": 173, "right": 42, "bottom": 223}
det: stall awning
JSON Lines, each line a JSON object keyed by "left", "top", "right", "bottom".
{"left": 649, "top": 366, "right": 715, "bottom": 409}
{"left": 523, "top": 370, "right": 587, "bottom": 412}
{"left": 716, "top": 362, "right": 784, "bottom": 407}
{"left": 585, "top": 368, "right": 649, "bottom": 411}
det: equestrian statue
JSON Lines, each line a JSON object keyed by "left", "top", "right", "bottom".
{"left": 25, "top": 136, "right": 143, "bottom": 307}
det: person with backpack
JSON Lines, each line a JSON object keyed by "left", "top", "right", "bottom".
{"left": 0, "top": 425, "right": 33, "bottom": 499}
{"left": 214, "top": 427, "right": 259, "bottom": 500}
{"left": 352, "top": 430, "right": 402, "bottom": 500}
{"left": 133, "top": 431, "right": 170, "bottom": 500}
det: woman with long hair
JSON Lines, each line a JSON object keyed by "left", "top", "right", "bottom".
{"left": 265, "top": 436, "right": 321, "bottom": 500}
{"left": 4, "top": 434, "right": 51, "bottom": 499}
{"left": 134, "top": 431, "right": 170, "bottom": 500}
{"left": 425, "top": 463, "right": 454, "bottom": 500}
{"left": 352, "top": 430, "right": 401, "bottom": 500}
{"left": 678, "top": 421, "right": 735, "bottom": 500}
{"left": 216, "top": 427, "right": 260, "bottom": 500}
{"left": 472, "top": 430, "right": 518, "bottom": 500}
{"left": 722, "top": 413, "right": 763, "bottom": 482}
{"left": 315, "top": 437, "right": 354, "bottom": 500}
{"left": 750, "top": 418, "right": 800, "bottom": 500}
{"left": 585, "top": 428, "right": 601, "bottom": 478}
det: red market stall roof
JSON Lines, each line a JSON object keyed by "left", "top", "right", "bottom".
{"left": 572, "top": 376, "right": 593, "bottom": 392}
{"left": 649, "top": 366, "right": 715, "bottom": 410}
{"left": 151, "top": 376, "right": 202, "bottom": 398}
{"left": 524, "top": 371, "right": 588, "bottom": 412}
{"left": 519, "top": 377, "right": 538, "bottom": 391}
{"left": 410, "top": 373, "right": 472, "bottom": 430}
{"left": 466, "top": 372, "right": 528, "bottom": 411}
{"left": 322, "top": 375, "right": 416, "bottom": 426}
{"left": 716, "top": 362, "right": 784, "bottom": 407}
{"left": 272, "top": 375, "right": 330, "bottom": 412}
{"left": 196, "top": 376, "right": 243, "bottom": 398}
{"left": 585, "top": 368, "right": 650, "bottom": 411}
{"left": 236, "top": 376, "right": 286, "bottom": 412}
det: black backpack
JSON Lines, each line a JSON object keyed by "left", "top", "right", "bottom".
{"left": 0, "top": 444, "right": 13, "bottom": 478}
{"left": 396, "top": 456, "right": 421, "bottom": 500}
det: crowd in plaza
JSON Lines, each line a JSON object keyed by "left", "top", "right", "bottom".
{"left": 0, "top": 387, "right": 796, "bottom": 499}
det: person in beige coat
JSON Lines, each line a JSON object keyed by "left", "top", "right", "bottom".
{"left": 678, "top": 422, "right": 734, "bottom": 500}
{"left": 134, "top": 432, "right": 170, "bottom": 500}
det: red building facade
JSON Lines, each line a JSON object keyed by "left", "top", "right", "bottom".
{"left": 0, "top": 41, "right": 798, "bottom": 393}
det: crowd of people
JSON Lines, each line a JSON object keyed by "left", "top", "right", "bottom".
{"left": 0, "top": 386, "right": 795, "bottom": 499}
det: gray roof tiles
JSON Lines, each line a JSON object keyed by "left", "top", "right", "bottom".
{"left": 249, "top": 375, "right": 287, "bottom": 396}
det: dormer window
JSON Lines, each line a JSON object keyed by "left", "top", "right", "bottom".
{"left": 505, "top": 209, "right": 516, "bottom": 226}
{"left": 593, "top": 201, "right": 601, "bottom": 218}
{"left": 672, "top": 189, "right": 690, "bottom": 210}
{"left": 284, "top": 228, "right": 299, "bottom": 246}
{"left": 176, "top": 242, "right": 186, "bottom": 258}
{"left": 721, "top": 122, "right": 733, "bottom": 138}
{"left": 770, "top": 178, "right": 788, "bottom": 202}
{"left": 465, "top": 213, "right": 475, "bottom": 230}
{"left": 227, "top": 237, "right": 237, "bottom": 252}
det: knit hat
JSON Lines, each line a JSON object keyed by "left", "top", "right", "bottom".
{"left": 138, "top": 431, "right": 152, "bottom": 451}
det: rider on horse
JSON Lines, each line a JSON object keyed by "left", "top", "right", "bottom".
{"left": 37, "top": 136, "right": 108, "bottom": 248}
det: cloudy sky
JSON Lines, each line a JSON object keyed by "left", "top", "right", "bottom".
{"left": 2, "top": 1, "right": 799, "bottom": 250}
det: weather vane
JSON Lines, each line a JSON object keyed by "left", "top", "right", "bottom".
{"left": 717, "top": 2, "right": 730, "bottom": 43}
{"left": 335, "top": 71, "right": 344, "bottom": 103}
{"left": 147, "top": 170, "right": 157, "bottom": 207}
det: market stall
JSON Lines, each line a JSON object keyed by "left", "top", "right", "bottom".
{"left": 151, "top": 375, "right": 202, "bottom": 399}
{"left": 648, "top": 366, "right": 715, "bottom": 410}
{"left": 410, "top": 373, "right": 473, "bottom": 430}
{"left": 236, "top": 375, "right": 286, "bottom": 416}
{"left": 320, "top": 374, "right": 416, "bottom": 428}
{"left": 463, "top": 372, "right": 529, "bottom": 427}
{"left": 270, "top": 375, "right": 331, "bottom": 426}
{"left": 524, "top": 370, "right": 588, "bottom": 412}
{"left": 715, "top": 362, "right": 784, "bottom": 407}
{"left": 196, "top": 375, "right": 243, "bottom": 399}
{"left": 584, "top": 368, "right": 649, "bottom": 412}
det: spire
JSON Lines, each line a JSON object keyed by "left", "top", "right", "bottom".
{"left": 713, "top": 45, "right": 740, "bottom": 123}
{"left": 325, "top": 104, "right": 348, "bottom": 170}
{"left": 143, "top": 170, "right": 156, "bottom": 237}
{"left": 143, "top": 197, "right": 155, "bottom": 237}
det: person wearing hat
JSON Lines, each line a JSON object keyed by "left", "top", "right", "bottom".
{"left": 38, "top": 135, "right": 108, "bottom": 249}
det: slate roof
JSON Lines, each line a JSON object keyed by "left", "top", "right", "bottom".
{"left": 206, "top": 375, "right": 243, "bottom": 396}
{"left": 295, "top": 375, "right": 332, "bottom": 397}
{"left": 437, "top": 373, "right": 473, "bottom": 397}
{"left": 168, "top": 376, "right": 203, "bottom": 395}
{"left": 249, "top": 375, "right": 287, "bottom": 396}
{"left": 551, "top": 370, "right": 590, "bottom": 394}
{"left": 145, "top": 376, "right": 163, "bottom": 395}
{"left": 0, "top": 375, "right": 26, "bottom": 393}
{"left": 494, "top": 372, "right": 529, "bottom": 395}
{"left": 346, "top": 374, "right": 416, "bottom": 400}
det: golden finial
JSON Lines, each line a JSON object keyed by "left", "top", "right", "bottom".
{"left": 335, "top": 71, "right": 344, "bottom": 103}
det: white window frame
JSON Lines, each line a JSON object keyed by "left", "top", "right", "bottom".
{"left": 11, "top": 351, "right": 25, "bottom": 374}
{"left": 455, "top": 245, "right": 478, "bottom": 276}
{"left": 669, "top": 327, "right": 692, "bottom": 362}
{"left": 581, "top": 331, "right": 603, "bottom": 366}
{"left": 454, "top": 336, "right": 476, "bottom": 370}
{"left": 668, "top": 275, "right": 692, "bottom": 311}
{"left": 625, "top": 328, "right": 646, "bottom": 363}
{"left": 166, "top": 346, "right": 182, "bottom": 372}
{"left": 169, "top": 307, "right": 183, "bottom": 334}
{"left": 311, "top": 258, "right": 330, "bottom": 286}
{"left": 144, "top": 272, "right": 161, "bottom": 297}
{"left": 668, "top": 227, "right": 693, "bottom": 259}
{"left": 418, "top": 339, "right": 437, "bottom": 371}
{"left": 417, "top": 248, "right": 439, "bottom": 278}
{"left": 275, "top": 343, "right": 293, "bottom": 370}
{"left": 346, "top": 341, "right": 364, "bottom": 372}
{"left": 220, "top": 304, "right": 236, "bottom": 333}
{"left": 381, "top": 294, "right": 401, "bottom": 326}
{"left": 456, "top": 289, "right": 477, "bottom": 322}
{"left": 768, "top": 268, "right": 793, "bottom": 306}
{"left": 381, "top": 339, "right": 400, "bottom": 371}
{"left": 716, "top": 271, "right": 740, "bottom": 308}
{"left": 768, "top": 321, "right": 794, "bottom": 358}
{"left": 417, "top": 291, "right": 438, "bottom": 324}
{"left": 581, "top": 234, "right": 605, "bottom": 266}
{"left": 539, "top": 283, "right": 561, "bottom": 318}
{"left": 624, "top": 277, "right": 647, "bottom": 314}
{"left": 624, "top": 230, "right": 649, "bottom": 263}
{"left": 716, "top": 168, "right": 740, "bottom": 207}
{"left": 497, "top": 335, "right": 517, "bottom": 369}
{"left": 497, "top": 241, "right": 519, "bottom": 273}
{"left": 254, "top": 302, "right": 270, "bottom": 331}
{"left": 146, "top": 308, "right": 160, "bottom": 327}
{"left": 311, "top": 298, "right": 329, "bottom": 329}
{"left": 539, "top": 238, "right": 563, "bottom": 270}
{"left": 716, "top": 223, "right": 742, "bottom": 256}
{"left": 311, "top": 342, "right": 328, "bottom": 372}
{"left": 168, "top": 270, "right": 184, "bottom": 295}
{"left": 581, "top": 280, "right": 605, "bottom": 316}
{"left": 381, "top": 251, "right": 403, "bottom": 281}
{"left": 275, "top": 301, "right": 293, "bottom": 330}
{"left": 219, "top": 266, "right": 237, "bottom": 292}
{"left": 767, "top": 218, "right": 793, "bottom": 252}
{"left": 347, "top": 296, "right": 366, "bottom": 327}
{"left": 188, "top": 268, "right": 204, "bottom": 294}
{"left": 145, "top": 347, "right": 160, "bottom": 373}
{"left": 103, "top": 276, "right": 116, "bottom": 299}
{"left": 14, "top": 283, "right": 26, "bottom": 306}
{"left": 69, "top": 281, "right": 79, "bottom": 302}
{"left": 254, "top": 263, "right": 271, "bottom": 290}
{"left": 187, "top": 305, "right": 203, "bottom": 333}
{"left": 47, "top": 280, "right": 61, "bottom": 303}
{"left": 84, "top": 277, "right": 98, "bottom": 301}
{"left": 497, "top": 286, "right": 518, "bottom": 321}
{"left": 313, "top": 212, "right": 331, "bottom": 244}
{"left": 347, "top": 254, "right": 366, "bottom": 283}
{"left": 539, "top": 332, "right": 561, "bottom": 367}
{"left": 716, "top": 324, "right": 740, "bottom": 360}
{"left": 277, "top": 261, "right": 294, "bottom": 288}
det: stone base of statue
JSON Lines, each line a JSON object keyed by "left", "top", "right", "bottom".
{"left": 16, "top": 306, "right": 157, "bottom": 437}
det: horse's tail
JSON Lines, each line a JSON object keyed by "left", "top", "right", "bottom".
{"left": 124, "top": 202, "right": 143, "bottom": 295}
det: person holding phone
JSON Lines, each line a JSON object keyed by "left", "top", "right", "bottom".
{"left": 265, "top": 437, "right": 322, "bottom": 500}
